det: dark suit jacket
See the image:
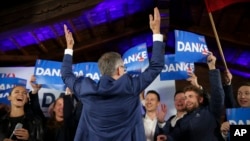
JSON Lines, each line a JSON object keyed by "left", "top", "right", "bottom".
{"left": 166, "top": 69, "right": 225, "bottom": 141}
{"left": 223, "top": 84, "right": 238, "bottom": 108}
{"left": 61, "top": 41, "right": 165, "bottom": 141}
{"left": 165, "top": 115, "right": 175, "bottom": 132}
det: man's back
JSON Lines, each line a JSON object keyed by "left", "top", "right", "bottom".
{"left": 61, "top": 7, "right": 164, "bottom": 141}
{"left": 61, "top": 41, "right": 165, "bottom": 141}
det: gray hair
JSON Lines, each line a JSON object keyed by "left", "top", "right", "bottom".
{"left": 98, "top": 52, "right": 124, "bottom": 76}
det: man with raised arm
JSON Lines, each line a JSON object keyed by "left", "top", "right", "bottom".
{"left": 61, "top": 7, "right": 165, "bottom": 141}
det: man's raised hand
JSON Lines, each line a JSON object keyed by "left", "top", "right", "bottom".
{"left": 149, "top": 7, "right": 161, "bottom": 34}
{"left": 64, "top": 24, "right": 74, "bottom": 49}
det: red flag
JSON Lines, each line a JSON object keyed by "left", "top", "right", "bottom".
{"left": 205, "top": 0, "right": 250, "bottom": 12}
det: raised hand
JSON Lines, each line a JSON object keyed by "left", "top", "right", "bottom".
{"left": 224, "top": 69, "right": 232, "bottom": 85}
{"left": 157, "top": 103, "right": 167, "bottom": 123}
{"left": 187, "top": 72, "right": 200, "bottom": 88}
{"left": 149, "top": 7, "right": 161, "bottom": 34}
{"left": 29, "top": 75, "right": 41, "bottom": 94}
{"left": 64, "top": 24, "right": 74, "bottom": 49}
{"left": 207, "top": 52, "right": 216, "bottom": 70}
{"left": 65, "top": 87, "right": 73, "bottom": 95}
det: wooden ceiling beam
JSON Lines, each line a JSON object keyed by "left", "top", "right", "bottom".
{"left": 0, "top": 50, "right": 5, "bottom": 55}
{"left": 82, "top": 14, "right": 97, "bottom": 38}
{"left": 49, "top": 25, "right": 65, "bottom": 48}
{"left": 9, "top": 37, "right": 29, "bottom": 55}
{"left": 74, "top": 27, "right": 149, "bottom": 53}
{"left": 0, "top": 0, "right": 103, "bottom": 34}
{"left": 29, "top": 31, "right": 49, "bottom": 53}
{"left": 68, "top": 19, "right": 81, "bottom": 42}
{"left": 44, "top": 25, "right": 150, "bottom": 61}
{"left": 0, "top": 55, "right": 38, "bottom": 62}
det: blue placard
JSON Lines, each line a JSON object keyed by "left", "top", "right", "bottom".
{"left": 122, "top": 43, "right": 149, "bottom": 75}
{"left": 226, "top": 108, "right": 250, "bottom": 125}
{"left": 34, "top": 59, "right": 101, "bottom": 87}
{"left": 160, "top": 54, "right": 195, "bottom": 80}
{"left": 73, "top": 62, "right": 101, "bottom": 83}
{"left": 34, "top": 59, "right": 63, "bottom": 84}
{"left": 174, "top": 30, "right": 209, "bottom": 63}
{"left": 0, "top": 77, "right": 27, "bottom": 105}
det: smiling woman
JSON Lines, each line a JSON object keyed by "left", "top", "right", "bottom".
{"left": 0, "top": 86, "right": 44, "bottom": 141}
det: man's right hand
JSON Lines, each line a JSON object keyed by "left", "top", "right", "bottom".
{"left": 64, "top": 24, "right": 74, "bottom": 49}
{"left": 149, "top": 7, "right": 161, "bottom": 34}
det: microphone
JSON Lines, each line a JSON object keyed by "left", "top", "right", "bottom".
{"left": 9, "top": 123, "right": 23, "bottom": 139}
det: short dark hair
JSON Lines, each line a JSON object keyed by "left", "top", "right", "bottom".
{"left": 174, "top": 90, "right": 184, "bottom": 99}
{"left": 183, "top": 85, "right": 209, "bottom": 106}
{"left": 239, "top": 81, "right": 250, "bottom": 87}
{"left": 183, "top": 85, "right": 203, "bottom": 97}
{"left": 146, "top": 90, "right": 160, "bottom": 101}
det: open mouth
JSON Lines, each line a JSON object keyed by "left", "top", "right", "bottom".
{"left": 16, "top": 98, "right": 24, "bottom": 102}
{"left": 177, "top": 104, "right": 184, "bottom": 107}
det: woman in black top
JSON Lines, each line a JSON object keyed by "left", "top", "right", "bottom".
{"left": 44, "top": 94, "right": 77, "bottom": 141}
{"left": 0, "top": 86, "right": 44, "bottom": 141}
{"left": 29, "top": 75, "right": 79, "bottom": 141}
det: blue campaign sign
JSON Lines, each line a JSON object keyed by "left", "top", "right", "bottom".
{"left": 73, "top": 62, "right": 101, "bottom": 83}
{"left": 174, "top": 30, "right": 209, "bottom": 63}
{"left": 226, "top": 108, "right": 250, "bottom": 125}
{"left": 42, "top": 84, "right": 66, "bottom": 91}
{"left": 0, "top": 77, "right": 27, "bottom": 105}
{"left": 34, "top": 59, "right": 101, "bottom": 87}
{"left": 160, "top": 54, "right": 195, "bottom": 80}
{"left": 0, "top": 89, "right": 12, "bottom": 105}
{"left": 0, "top": 77, "right": 27, "bottom": 91}
{"left": 122, "top": 43, "right": 149, "bottom": 75}
{"left": 34, "top": 59, "right": 63, "bottom": 84}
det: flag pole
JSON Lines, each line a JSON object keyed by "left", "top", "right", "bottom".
{"left": 208, "top": 12, "right": 228, "bottom": 70}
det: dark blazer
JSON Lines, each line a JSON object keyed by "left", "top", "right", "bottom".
{"left": 223, "top": 84, "right": 238, "bottom": 108}
{"left": 61, "top": 41, "right": 165, "bottom": 141}
{"left": 0, "top": 113, "right": 43, "bottom": 141}
{"left": 167, "top": 69, "right": 225, "bottom": 141}
{"left": 165, "top": 115, "right": 175, "bottom": 132}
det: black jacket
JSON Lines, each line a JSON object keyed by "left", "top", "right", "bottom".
{"left": 0, "top": 113, "right": 44, "bottom": 141}
{"left": 166, "top": 70, "right": 225, "bottom": 141}
{"left": 29, "top": 93, "right": 79, "bottom": 141}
